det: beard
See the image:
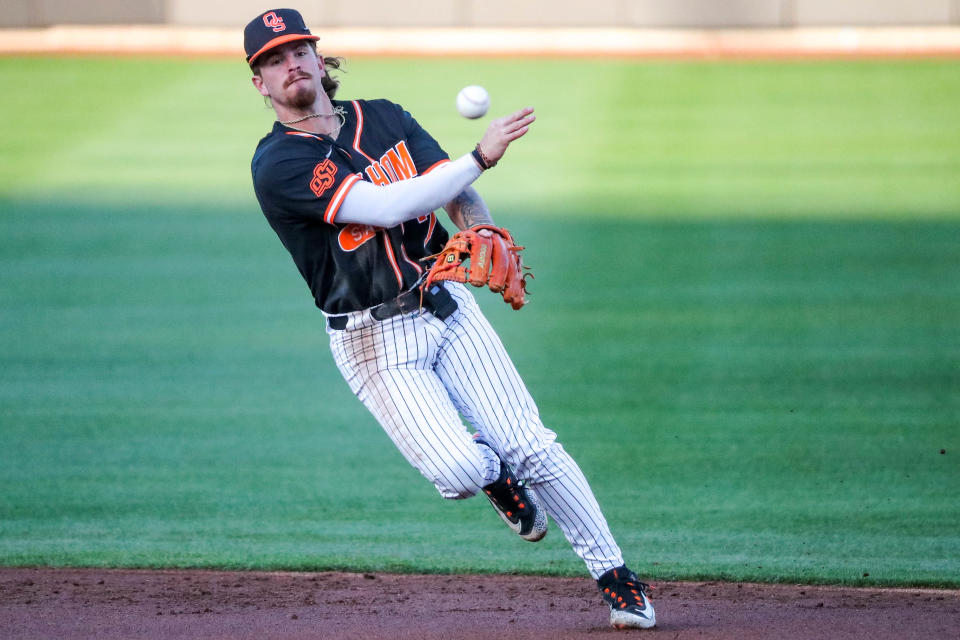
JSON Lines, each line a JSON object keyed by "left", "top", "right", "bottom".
{"left": 279, "top": 77, "right": 318, "bottom": 111}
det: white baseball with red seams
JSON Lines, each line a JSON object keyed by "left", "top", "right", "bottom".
{"left": 457, "top": 85, "right": 490, "bottom": 119}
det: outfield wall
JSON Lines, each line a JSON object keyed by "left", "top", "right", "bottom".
{"left": 3, "top": 25, "right": 960, "bottom": 57}
{"left": 4, "top": 0, "right": 960, "bottom": 28}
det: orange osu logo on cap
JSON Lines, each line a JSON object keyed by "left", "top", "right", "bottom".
{"left": 262, "top": 11, "right": 286, "bottom": 33}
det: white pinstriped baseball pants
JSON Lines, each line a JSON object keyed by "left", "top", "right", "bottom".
{"left": 327, "top": 282, "right": 624, "bottom": 578}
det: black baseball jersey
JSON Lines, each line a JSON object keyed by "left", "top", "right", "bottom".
{"left": 251, "top": 99, "right": 452, "bottom": 314}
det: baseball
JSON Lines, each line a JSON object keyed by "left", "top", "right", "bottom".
{"left": 456, "top": 85, "right": 490, "bottom": 119}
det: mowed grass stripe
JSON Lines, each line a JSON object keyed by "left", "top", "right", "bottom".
{"left": 1, "top": 57, "right": 958, "bottom": 217}
{"left": 1, "top": 57, "right": 957, "bottom": 585}
{"left": 1, "top": 198, "right": 957, "bottom": 585}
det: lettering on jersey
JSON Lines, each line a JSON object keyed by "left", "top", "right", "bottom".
{"left": 309, "top": 159, "right": 337, "bottom": 197}
{"left": 364, "top": 140, "right": 417, "bottom": 186}
{"left": 364, "top": 162, "right": 390, "bottom": 187}
{"left": 263, "top": 11, "right": 286, "bottom": 32}
{"left": 338, "top": 224, "right": 377, "bottom": 251}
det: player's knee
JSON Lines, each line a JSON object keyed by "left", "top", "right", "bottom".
{"left": 504, "top": 439, "right": 568, "bottom": 484}
{"left": 431, "top": 465, "right": 484, "bottom": 500}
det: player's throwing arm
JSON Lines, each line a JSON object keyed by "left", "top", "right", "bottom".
{"left": 474, "top": 107, "right": 536, "bottom": 168}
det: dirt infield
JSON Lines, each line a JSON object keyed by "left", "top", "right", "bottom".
{"left": 1, "top": 569, "right": 957, "bottom": 640}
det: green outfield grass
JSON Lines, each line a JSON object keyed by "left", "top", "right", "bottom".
{"left": 1, "top": 56, "right": 958, "bottom": 587}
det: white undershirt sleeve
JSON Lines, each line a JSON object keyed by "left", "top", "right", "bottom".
{"left": 333, "top": 153, "right": 482, "bottom": 227}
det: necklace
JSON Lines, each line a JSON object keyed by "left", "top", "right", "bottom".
{"left": 280, "top": 105, "right": 347, "bottom": 137}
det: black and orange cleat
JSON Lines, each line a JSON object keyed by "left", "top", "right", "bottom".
{"left": 475, "top": 437, "right": 547, "bottom": 542}
{"left": 597, "top": 565, "right": 656, "bottom": 629}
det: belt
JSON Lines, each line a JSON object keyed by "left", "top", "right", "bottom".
{"left": 328, "top": 286, "right": 437, "bottom": 331}
{"left": 371, "top": 287, "right": 425, "bottom": 320}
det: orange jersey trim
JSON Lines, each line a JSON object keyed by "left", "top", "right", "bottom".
{"left": 323, "top": 173, "right": 361, "bottom": 224}
{"left": 422, "top": 159, "right": 450, "bottom": 175}
{"left": 419, "top": 161, "right": 447, "bottom": 248}
{"left": 399, "top": 234, "right": 424, "bottom": 275}
{"left": 350, "top": 100, "right": 377, "bottom": 164}
{"left": 424, "top": 212, "right": 437, "bottom": 247}
{"left": 381, "top": 232, "right": 404, "bottom": 288}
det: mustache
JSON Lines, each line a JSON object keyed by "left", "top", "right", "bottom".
{"left": 284, "top": 73, "right": 311, "bottom": 88}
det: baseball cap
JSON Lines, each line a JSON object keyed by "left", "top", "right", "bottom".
{"left": 244, "top": 8, "right": 320, "bottom": 66}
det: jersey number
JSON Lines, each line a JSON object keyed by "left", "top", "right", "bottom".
{"left": 310, "top": 159, "right": 337, "bottom": 197}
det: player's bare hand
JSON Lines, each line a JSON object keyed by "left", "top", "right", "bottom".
{"left": 477, "top": 107, "right": 535, "bottom": 165}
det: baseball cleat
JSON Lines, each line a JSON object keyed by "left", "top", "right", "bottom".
{"left": 475, "top": 438, "right": 547, "bottom": 542}
{"left": 597, "top": 565, "right": 656, "bottom": 630}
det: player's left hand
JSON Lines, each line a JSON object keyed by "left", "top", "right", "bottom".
{"left": 423, "top": 225, "right": 531, "bottom": 310}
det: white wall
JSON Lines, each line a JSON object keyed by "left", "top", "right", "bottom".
{"left": 4, "top": 0, "right": 165, "bottom": 26}
{"left": 166, "top": 0, "right": 960, "bottom": 28}
{"left": 5, "top": 0, "right": 960, "bottom": 28}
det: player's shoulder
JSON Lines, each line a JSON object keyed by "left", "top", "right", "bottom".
{"left": 252, "top": 122, "right": 328, "bottom": 174}
{"left": 343, "top": 97, "right": 401, "bottom": 110}
{"left": 341, "top": 97, "right": 406, "bottom": 120}
{"left": 253, "top": 122, "right": 329, "bottom": 159}
{"left": 254, "top": 121, "right": 327, "bottom": 153}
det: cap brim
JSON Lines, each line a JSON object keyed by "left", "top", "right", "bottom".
{"left": 248, "top": 34, "right": 320, "bottom": 65}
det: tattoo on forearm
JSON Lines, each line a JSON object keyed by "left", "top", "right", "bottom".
{"left": 449, "top": 187, "right": 493, "bottom": 229}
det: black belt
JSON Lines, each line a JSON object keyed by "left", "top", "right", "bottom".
{"left": 327, "top": 282, "right": 456, "bottom": 330}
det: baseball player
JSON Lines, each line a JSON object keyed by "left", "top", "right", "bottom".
{"left": 244, "top": 9, "right": 655, "bottom": 630}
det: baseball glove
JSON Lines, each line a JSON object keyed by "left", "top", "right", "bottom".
{"left": 423, "top": 224, "right": 531, "bottom": 310}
